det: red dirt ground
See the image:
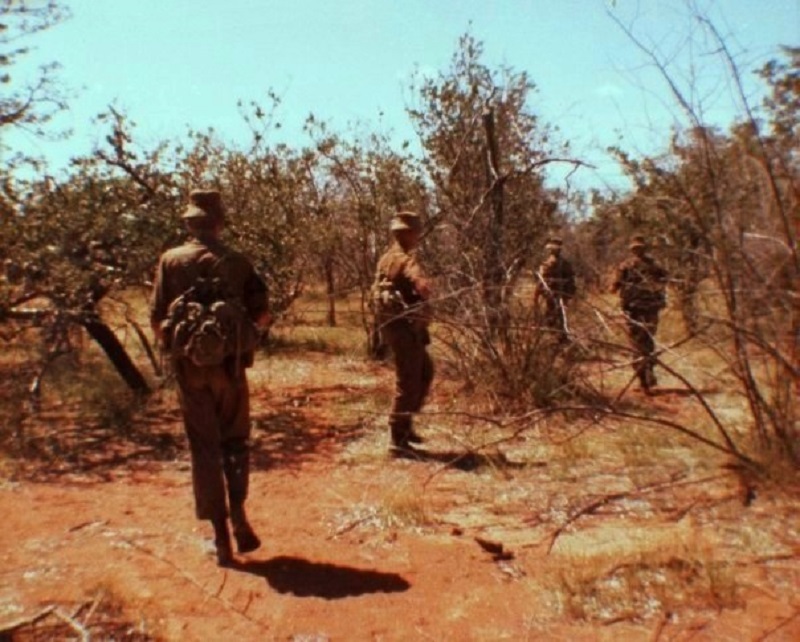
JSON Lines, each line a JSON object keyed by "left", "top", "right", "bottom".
{"left": 1, "top": 352, "right": 799, "bottom": 641}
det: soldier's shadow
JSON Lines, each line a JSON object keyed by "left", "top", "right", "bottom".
{"left": 649, "top": 385, "right": 722, "bottom": 397}
{"left": 392, "top": 447, "right": 529, "bottom": 472}
{"left": 231, "top": 556, "right": 410, "bottom": 599}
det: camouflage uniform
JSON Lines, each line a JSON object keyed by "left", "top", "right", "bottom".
{"left": 374, "top": 212, "right": 433, "bottom": 450}
{"left": 151, "top": 190, "right": 267, "bottom": 564}
{"left": 534, "top": 238, "right": 576, "bottom": 342}
{"left": 612, "top": 237, "right": 668, "bottom": 391}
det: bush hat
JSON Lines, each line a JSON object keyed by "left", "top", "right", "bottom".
{"left": 182, "top": 189, "right": 225, "bottom": 223}
{"left": 629, "top": 235, "right": 648, "bottom": 250}
{"left": 390, "top": 211, "right": 422, "bottom": 232}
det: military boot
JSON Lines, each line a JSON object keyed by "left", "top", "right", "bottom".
{"left": 633, "top": 358, "right": 652, "bottom": 394}
{"left": 645, "top": 365, "right": 658, "bottom": 389}
{"left": 230, "top": 502, "right": 261, "bottom": 554}
{"left": 407, "top": 421, "right": 425, "bottom": 445}
{"left": 212, "top": 518, "right": 234, "bottom": 567}
{"left": 223, "top": 444, "right": 261, "bottom": 554}
{"left": 390, "top": 415, "right": 411, "bottom": 449}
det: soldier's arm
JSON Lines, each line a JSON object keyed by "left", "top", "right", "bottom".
{"left": 405, "top": 257, "right": 432, "bottom": 301}
{"left": 533, "top": 265, "right": 546, "bottom": 301}
{"left": 243, "top": 266, "right": 270, "bottom": 328}
{"left": 150, "top": 257, "right": 168, "bottom": 341}
{"left": 610, "top": 265, "right": 624, "bottom": 292}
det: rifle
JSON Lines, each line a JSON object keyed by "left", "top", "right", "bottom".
{"left": 535, "top": 270, "right": 572, "bottom": 341}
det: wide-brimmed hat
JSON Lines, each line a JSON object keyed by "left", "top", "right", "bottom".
{"left": 390, "top": 211, "right": 422, "bottom": 232}
{"left": 545, "top": 236, "right": 563, "bottom": 251}
{"left": 182, "top": 189, "right": 225, "bottom": 224}
{"left": 629, "top": 235, "right": 648, "bottom": 250}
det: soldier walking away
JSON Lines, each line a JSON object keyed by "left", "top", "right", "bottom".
{"left": 373, "top": 211, "right": 434, "bottom": 454}
{"left": 150, "top": 189, "right": 271, "bottom": 566}
{"left": 611, "top": 235, "right": 669, "bottom": 394}
{"left": 533, "top": 237, "right": 577, "bottom": 343}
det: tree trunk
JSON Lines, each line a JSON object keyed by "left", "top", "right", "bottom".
{"left": 324, "top": 256, "right": 336, "bottom": 327}
{"left": 81, "top": 315, "right": 151, "bottom": 394}
{"left": 482, "top": 106, "right": 506, "bottom": 331}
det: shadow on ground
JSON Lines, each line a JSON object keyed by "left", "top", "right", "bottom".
{"left": 649, "top": 386, "right": 722, "bottom": 397}
{"left": 233, "top": 555, "right": 410, "bottom": 599}
{"left": 390, "top": 446, "right": 531, "bottom": 472}
{"left": 6, "top": 404, "right": 187, "bottom": 483}
{"left": 6, "top": 383, "right": 369, "bottom": 482}
{"left": 249, "top": 384, "right": 369, "bottom": 470}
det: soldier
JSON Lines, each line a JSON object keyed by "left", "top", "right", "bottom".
{"left": 533, "top": 237, "right": 577, "bottom": 343}
{"left": 150, "top": 189, "right": 271, "bottom": 566}
{"left": 373, "top": 211, "right": 434, "bottom": 453}
{"left": 611, "top": 235, "right": 669, "bottom": 393}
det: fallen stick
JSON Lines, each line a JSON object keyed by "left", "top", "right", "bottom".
{"left": 0, "top": 605, "right": 57, "bottom": 634}
{"left": 53, "top": 607, "right": 90, "bottom": 642}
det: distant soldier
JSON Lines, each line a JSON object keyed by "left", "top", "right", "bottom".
{"left": 533, "top": 237, "right": 577, "bottom": 343}
{"left": 611, "top": 235, "right": 669, "bottom": 393}
{"left": 373, "top": 211, "right": 434, "bottom": 453}
{"left": 150, "top": 189, "right": 271, "bottom": 566}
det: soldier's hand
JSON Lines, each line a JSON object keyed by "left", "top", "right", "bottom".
{"left": 256, "top": 310, "right": 273, "bottom": 329}
{"left": 151, "top": 321, "right": 164, "bottom": 343}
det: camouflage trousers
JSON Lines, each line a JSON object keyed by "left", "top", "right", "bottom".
{"left": 542, "top": 296, "right": 570, "bottom": 342}
{"left": 381, "top": 321, "right": 434, "bottom": 446}
{"left": 623, "top": 307, "right": 661, "bottom": 388}
{"left": 175, "top": 358, "right": 252, "bottom": 521}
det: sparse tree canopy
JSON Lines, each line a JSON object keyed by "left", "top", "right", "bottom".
{"left": 0, "top": 0, "right": 70, "bottom": 134}
{"left": 0, "top": 11, "right": 796, "bottom": 470}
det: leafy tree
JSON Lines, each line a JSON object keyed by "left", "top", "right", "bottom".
{"left": 2, "top": 167, "right": 159, "bottom": 394}
{"left": 407, "top": 33, "right": 565, "bottom": 319}
{"left": 0, "top": 0, "right": 70, "bottom": 135}
{"left": 1, "top": 100, "right": 314, "bottom": 396}
{"left": 403, "top": 33, "right": 588, "bottom": 408}
{"left": 304, "top": 118, "right": 427, "bottom": 355}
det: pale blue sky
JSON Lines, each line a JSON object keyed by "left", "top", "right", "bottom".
{"left": 5, "top": 0, "right": 799, "bottom": 191}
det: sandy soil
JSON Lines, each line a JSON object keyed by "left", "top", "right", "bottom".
{"left": 1, "top": 350, "right": 799, "bottom": 641}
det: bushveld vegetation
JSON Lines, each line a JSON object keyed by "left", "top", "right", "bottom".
{"left": 2, "top": 1, "right": 795, "bottom": 477}
{"left": 0, "top": 7, "right": 797, "bottom": 630}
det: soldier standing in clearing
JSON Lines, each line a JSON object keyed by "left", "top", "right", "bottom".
{"left": 611, "top": 235, "right": 669, "bottom": 394}
{"left": 533, "top": 237, "right": 577, "bottom": 343}
{"left": 150, "top": 189, "right": 271, "bottom": 566}
{"left": 373, "top": 211, "right": 434, "bottom": 453}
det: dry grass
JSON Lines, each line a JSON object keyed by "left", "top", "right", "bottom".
{"left": 274, "top": 289, "right": 798, "bottom": 628}
{"left": 0, "top": 583, "right": 161, "bottom": 641}
{"left": 3, "top": 285, "right": 798, "bottom": 631}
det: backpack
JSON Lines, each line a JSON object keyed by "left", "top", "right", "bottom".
{"left": 371, "top": 276, "right": 408, "bottom": 324}
{"left": 619, "top": 260, "right": 667, "bottom": 312}
{"left": 371, "top": 274, "right": 430, "bottom": 346}
{"left": 161, "top": 263, "right": 260, "bottom": 367}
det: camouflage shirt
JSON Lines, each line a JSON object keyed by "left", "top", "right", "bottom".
{"left": 612, "top": 254, "right": 668, "bottom": 312}
{"left": 374, "top": 242, "right": 432, "bottom": 326}
{"left": 535, "top": 255, "right": 576, "bottom": 301}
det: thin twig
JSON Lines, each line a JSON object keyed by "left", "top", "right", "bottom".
{"left": 546, "top": 472, "right": 687, "bottom": 554}
{"left": 329, "top": 515, "right": 375, "bottom": 538}
{"left": 80, "top": 593, "right": 102, "bottom": 627}
{"left": 53, "top": 607, "right": 90, "bottom": 642}
{"left": 0, "top": 605, "right": 57, "bottom": 634}
{"left": 755, "top": 608, "right": 800, "bottom": 641}
{"left": 122, "top": 538, "right": 265, "bottom": 627}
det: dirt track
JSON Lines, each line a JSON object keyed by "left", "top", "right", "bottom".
{"left": 2, "top": 352, "right": 799, "bottom": 641}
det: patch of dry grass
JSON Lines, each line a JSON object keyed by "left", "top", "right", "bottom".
{"left": 0, "top": 582, "right": 162, "bottom": 641}
{"left": 5, "top": 286, "right": 798, "bottom": 630}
